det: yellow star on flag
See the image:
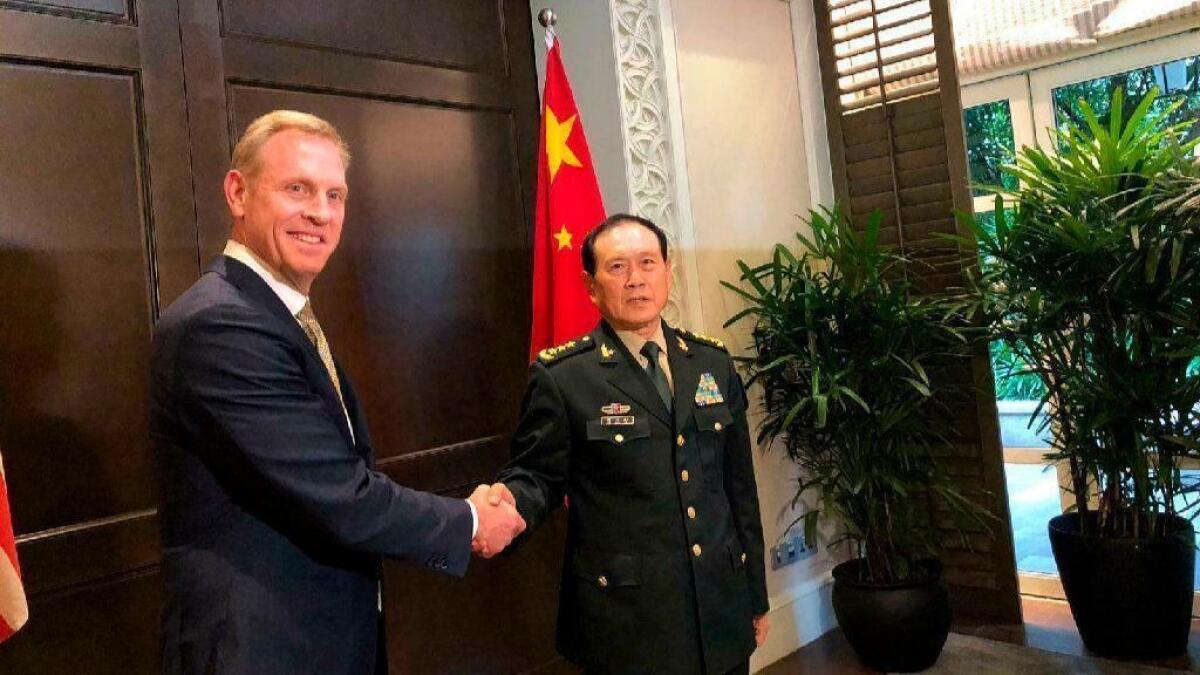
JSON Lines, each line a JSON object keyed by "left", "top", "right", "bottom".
{"left": 553, "top": 225, "right": 573, "bottom": 251}
{"left": 545, "top": 107, "right": 583, "bottom": 182}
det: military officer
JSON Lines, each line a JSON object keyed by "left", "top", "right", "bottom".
{"left": 494, "top": 213, "right": 770, "bottom": 675}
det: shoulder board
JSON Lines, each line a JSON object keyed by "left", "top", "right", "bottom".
{"left": 535, "top": 335, "right": 596, "bottom": 365}
{"left": 677, "top": 328, "right": 727, "bottom": 352}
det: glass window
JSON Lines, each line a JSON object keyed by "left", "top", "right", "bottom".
{"left": 961, "top": 104, "right": 1050, "bottom": 407}
{"left": 1171, "top": 470, "right": 1200, "bottom": 590}
{"left": 1052, "top": 54, "right": 1200, "bottom": 151}
{"left": 963, "top": 100, "right": 1019, "bottom": 196}
{"left": 1004, "top": 463, "right": 1061, "bottom": 576}
{"left": 991, "top": 341, "right": 1047, "bottom": 404}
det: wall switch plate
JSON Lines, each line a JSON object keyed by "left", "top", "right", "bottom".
{"left": 769, "top": 531, "right": 817, "bottom": 570}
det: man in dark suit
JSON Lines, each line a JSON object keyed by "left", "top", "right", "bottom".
{"left": 151, "top": 110, "right": 525, "bottom": 675}
{"left": 491, "top": 214, "right": 770, "bottom": 675}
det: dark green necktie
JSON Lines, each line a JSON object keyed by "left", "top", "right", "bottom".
{"left": 640, "top": 341, "right": 673, "bottom": 412}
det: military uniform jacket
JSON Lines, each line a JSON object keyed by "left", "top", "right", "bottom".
{"left": 498, "top": 321, "right": 769, "bottom": 675}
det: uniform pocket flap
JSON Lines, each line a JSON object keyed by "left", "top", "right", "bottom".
{"left": 572, "top": 552, "right": 642, "bottom": 588}
{"left": 694, "top": 405, "right": 734, "bottom": 433}
{"left": 727, "top": 539, "right": 747, "bottom": 570}
{"left": 585, "top": 417, "right": 651, "bottom": 444}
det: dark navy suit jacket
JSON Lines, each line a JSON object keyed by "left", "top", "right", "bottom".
{"left": 151, "top": 256, "right": 473, "bottom": 674}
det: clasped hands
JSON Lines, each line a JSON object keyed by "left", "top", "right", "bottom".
{"left": 469, "top": 483, "right": 525, "bottom": 558}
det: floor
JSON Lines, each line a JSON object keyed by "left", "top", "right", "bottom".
{"left": 762, "top": 596, "right": 1200, "bottom": 673}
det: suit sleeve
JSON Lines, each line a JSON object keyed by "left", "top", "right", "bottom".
{"left": 174, "top": 303, "right": 473, "bottom": 576}
{"left": 723, "top": 358, "right": 770, "bottom": 615}
{"left": 496, "top": 361, "right": 571, "bottom": 536}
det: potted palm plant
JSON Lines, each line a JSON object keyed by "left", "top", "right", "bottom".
{"left": 723, "top": 207, "right": 993, "bottom": 672}
{"left": 956, "top": 88, "right": 1200, "bottom": 660}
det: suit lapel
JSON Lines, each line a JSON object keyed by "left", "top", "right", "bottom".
{"left": 665, "top": 323, "right": 700, "bottom": 434}
{"left": 595, "top": 323, "right": 672, "bottom": 426}
{"left": 214, "top": 256, "right": 355, "bottom": 447}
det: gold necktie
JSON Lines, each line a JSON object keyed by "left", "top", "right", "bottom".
{"left": 296, "top": 301, "right": 346, "bottom": 408}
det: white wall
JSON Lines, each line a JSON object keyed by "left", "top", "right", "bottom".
{"left": 666, "top": 1, "right": 837, "bottom": 670}
{"left": 529, "top": 2, "right": 631, "bottom": 213}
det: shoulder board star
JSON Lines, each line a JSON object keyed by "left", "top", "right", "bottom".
{"left": 537, "top": 335, "right": 594, "bottom": 365}
{"left": 677, "top": 328, "right": 727, "bottom": 352}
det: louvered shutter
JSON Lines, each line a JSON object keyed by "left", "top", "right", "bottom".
{"left": 812, "top": 0, "right": 1023, "bottom": 624}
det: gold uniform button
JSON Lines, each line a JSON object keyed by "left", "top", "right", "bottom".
{"left": 676, "top": 434, "right": 685, "bottom": 447}
{"left": 614, "top": 433, "right": 625, "bottom": 444}
{"left": 713, "top": 422, "right": 723, "bottom": 432}
{"left": 692, "top": 544, "right": 702, "bottom": 557}
{"left": 741, "top": 553, "right": 747, "bottom": 564}
{"left": 598, "top": 575, "right": 609, "bottom": 588}
{"left": 687, "top": 506, "right": 697, "bottom": 519}
{"left": 681, "top": 470, "right": 690, "bottom": 483}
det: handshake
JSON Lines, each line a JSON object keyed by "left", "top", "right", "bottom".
{"left": 468, "top": 483, "right": 525, "bottom": 558}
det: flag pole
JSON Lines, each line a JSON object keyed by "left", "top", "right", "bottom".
{"left": 537, "top": 8, "right": 557, "bottom": 48}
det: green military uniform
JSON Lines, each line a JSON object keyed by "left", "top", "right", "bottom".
{"left": 498, "top": 321, "right": 769, "bottom": 675}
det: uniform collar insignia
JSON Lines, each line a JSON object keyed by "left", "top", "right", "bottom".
{"left": 599, "top": 342, "right": 616, "bottom": 362}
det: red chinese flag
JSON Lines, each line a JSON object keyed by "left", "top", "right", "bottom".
{"left": 0, "top": 451, "right": 28, "bottom": 642}
{"left": 529, "top": 33, "right": 605, "bottom": 359}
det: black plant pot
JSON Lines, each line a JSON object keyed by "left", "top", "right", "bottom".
{"left": 1049, "top": 512, "right": 1195, "bottom": 660}
{"left": 831, "top": 558, "right": 951, "bottom": 672}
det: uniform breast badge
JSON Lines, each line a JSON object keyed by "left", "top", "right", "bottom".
{"left": 600, "top": 402, "right": 635, "bottom": 425}
{"left": 694, "top": 372, "right": 724, "bottom": 406}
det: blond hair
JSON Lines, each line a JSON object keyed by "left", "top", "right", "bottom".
{"left": 231, "top": 110, "right": 351, "bottom": 177}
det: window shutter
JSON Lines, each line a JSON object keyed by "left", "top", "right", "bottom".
{"left": 812, "top": 0, "right": 1022, "bottom": 624}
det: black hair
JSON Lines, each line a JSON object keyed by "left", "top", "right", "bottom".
{"left": 581, "top": 213, "right": 670, "bottom": 276}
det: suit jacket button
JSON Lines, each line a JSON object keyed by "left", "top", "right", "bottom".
{"left": 692, "top": 544, "right": 702, "bottom": 557}
{"left": 598, "top": 575, "right": 609, "bottom": 588}
{"left": 676, "top": 434, "right": 685, "bottom": 447}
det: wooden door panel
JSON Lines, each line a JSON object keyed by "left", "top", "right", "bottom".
{"left": 0, "top": 1, "right": 192, "bottom": 670}
{"left": 0, "top": 60, "right": 155, "bottom": 533}
{"left": 221, "top": 0, "right": 509, "bottom": 73}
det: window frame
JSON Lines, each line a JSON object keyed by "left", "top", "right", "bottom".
{"left": 1029, "top": 29, "right": 1200, "bottom": 148}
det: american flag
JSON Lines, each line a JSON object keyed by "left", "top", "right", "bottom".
{"left": 0, "top": 448, "right": 28, "bottom": 642}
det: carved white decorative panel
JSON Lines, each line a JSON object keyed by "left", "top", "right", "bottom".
{"left": 611, "top": 0, "right": 690, "bottom": 325}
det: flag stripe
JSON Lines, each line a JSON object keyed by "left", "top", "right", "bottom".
{"left": 0, "top": 451, "right": 27, "bottom": 643}
{"left": 529, "top": 36, "right": 607, "bottom": 358}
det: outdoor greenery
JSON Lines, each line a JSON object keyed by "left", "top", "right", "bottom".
{"left": 1054, "top": 54, "right": 1200, "bottom": 148}
{"left": 964, "top": 100, "right": 1019, "bottom": 197}
{"left": 953, "top": 88, "right": 1200, "bottom": 538}
{"left": 723, "top": 207, "right": 992, "bottom": 584}
{"left": 964, "top": 109, "right": 1050, "bottom": 403}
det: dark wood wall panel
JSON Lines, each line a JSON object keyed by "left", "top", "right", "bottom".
{"left": 385, "top": 509, "right": 573, "bottom": 674}
{"left": 0, "top": 1, "right": 199, "bottom": 671}
{"left": 0, "top": 0, "right": 129, "bottom": 22}
{"left": 0, "top": 1, "right": 551, "bottom": 672}
{"left": 0, "top": 61, "right": 155, "bottom": 532}
{"left": 226, "top": 84, "right": 531, "bottom": 465}
{"left": 221, "top": 0, "right": 508, "bottom": 73}
{"left": 0, "top": 571, "right": 161, "bottom": 674}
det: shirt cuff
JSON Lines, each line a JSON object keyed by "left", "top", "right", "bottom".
{"left": 466, "top": 499, "right": 478, "bottom": 538}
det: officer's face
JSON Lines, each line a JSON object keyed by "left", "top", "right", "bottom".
{"left": 226, "top": 129, "right": 348, "bottom": 294}
{"left": 585, "top": 221, "right": 672, "bottom": 333}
